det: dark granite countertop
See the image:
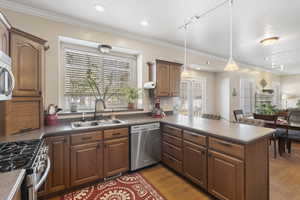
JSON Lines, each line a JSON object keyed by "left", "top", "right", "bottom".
{"left": 0, "top": 170, "right": 25, "bottom": 200}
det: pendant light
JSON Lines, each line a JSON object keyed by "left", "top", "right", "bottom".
{"left": 224, "top": 0, "right": 239, "bottom": 71}
{"left": 181, "top": 25, "right": 190, "bottom": 77}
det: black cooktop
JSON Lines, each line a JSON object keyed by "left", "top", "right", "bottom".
{"left": 0, "top": 140, "right": 41, "bottom": 173}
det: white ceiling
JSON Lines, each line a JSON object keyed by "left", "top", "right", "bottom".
{"left": 5, "top": 0, "right": 300, "bottom": 74}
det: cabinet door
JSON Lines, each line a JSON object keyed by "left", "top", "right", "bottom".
{"left": 4, "top": 97, "right": 41, "bottom": 135}
{"left": 0, "top": 22, "right": 9, "bottom": 54}
{"left": 45, "top": 135, "right": 70, "bottom": 194}
{"left": 11, "top": 33, "right": 43, "bottom": 97}
{"left": 170, "top": 64, "right": 181, "bottom": 96}
{"left": 156, "top": 61, "right": 170, "bottom": 96}
{"left": 208, "top": 150, "right": 244, "bottom": 200}
{"left": 104, "top": 137, "right": 129, "bottom": 177}
{"left": 183, "top": 141, "right": 207, "bottom": 189}
{"left": 71, "top": 142, "right": 103, "bottom": 186}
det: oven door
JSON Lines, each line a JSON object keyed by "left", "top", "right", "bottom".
{"left": 27, "top": 156, "right": 51, "bottom": 200}
{"left": 0, "top": 53, "right": 14, "bottom": 101}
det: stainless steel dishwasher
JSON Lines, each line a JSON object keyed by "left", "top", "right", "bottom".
{"left": 130, "top": 123, "right": 161, "bottom": 171}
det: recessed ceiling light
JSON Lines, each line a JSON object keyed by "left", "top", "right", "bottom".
{"left": 140, "top": 20, "right": 149, "bottom": 27}
{"left": 95, "top": 5, "right": 105, "bottom": 12}
{"left": 260, "top": 37, "right": 279, "bottom": 46}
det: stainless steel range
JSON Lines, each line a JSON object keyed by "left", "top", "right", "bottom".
{"left": 0, "top": 139, "right": 50, "bottom": 200}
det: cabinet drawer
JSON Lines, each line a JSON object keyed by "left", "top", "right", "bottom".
{"left": 162, "top": 153, "right": 182, "bottom": 173}
{"left": 183, "top": 131, "right": 207, "bottom": 146}
{"left": 104, "top": 128, "right": 128, "bottom": 140}
{"left": 71, "top": 131, "right": 103, "bottom": 145}
{"left": 209, "top": 137, "right": 244, "bottom": 159}
{"left": 163, "top": 141, "right": 182, "bottom": 160}
{"left": 163, "top": 125, "right": 182, "bottom": 138}
{"left": 163, "top": 133, "right": 182, "bottom": 147}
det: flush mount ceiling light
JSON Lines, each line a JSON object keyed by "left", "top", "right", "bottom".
{"left": 260, "top": 37, "right": 279, "bottom": 46}
{"left": 140, "top": 20, "right": 149, "bottom": 27}
{"left": 95, "top": 4, "right": 105, "bottom": 12}
{"left": 98, "top": 44, "right": 112, "bottom": 54}
{"left": 224, "top": 0, "right": 239, "bottom": 71}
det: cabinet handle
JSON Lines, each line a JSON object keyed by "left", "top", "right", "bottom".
{"left": 112, "top": 133, "right": 121, "bottom": 136}
{"left": 217, "top": 141, "right": 232, "bottom": 147}
{"left": 208, "top": 153, "right": 212, "bottom": 157}
{"left": 81, "top": 136, "right": 92, "bottom": 140}
{"left": 97, "top": 144, "right": 101, "bottom": 149}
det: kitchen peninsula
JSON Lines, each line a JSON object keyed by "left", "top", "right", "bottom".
{"left": 0, "top": 113, "right": 274, "bottom": 200}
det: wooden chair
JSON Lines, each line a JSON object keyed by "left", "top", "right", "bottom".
{"left": 253, "top": 114, "right": 279, "bottom": 158}
{"left": 285, "top": 111, "right": 300, "bottom": 153}
{"left": 233, "top": 110, "right": 244, "bottom": 122}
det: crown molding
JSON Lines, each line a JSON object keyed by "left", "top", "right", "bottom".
{"left": 0, "top": 0, "right": 283, "bottom": 75}
{"left": 0, "top": 0, "right": 227, "bottom": 61}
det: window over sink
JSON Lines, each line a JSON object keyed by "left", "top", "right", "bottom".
{"left": 59, "top": 41, "right": 138, "bottom": 112}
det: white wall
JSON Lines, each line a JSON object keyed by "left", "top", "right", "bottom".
{"left": 280, "top": 75, "right": 300, "bottom": 108}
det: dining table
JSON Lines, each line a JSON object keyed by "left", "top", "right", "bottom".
{"left": 263, "top": 119, "right": 300, "bottom": 155}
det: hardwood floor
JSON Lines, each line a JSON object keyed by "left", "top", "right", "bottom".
{"left": 270, "top": 142, "right": 300, "bottom": 200}
{"left": 48, "top": 142, "right": 300, "bottom": 200}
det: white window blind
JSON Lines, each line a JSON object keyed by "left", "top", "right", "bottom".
{"left": 240, "top": 79, "right": 254, "bottom": 114}
{"left": 63, "top": 46, "right": 137, "bottom": 110}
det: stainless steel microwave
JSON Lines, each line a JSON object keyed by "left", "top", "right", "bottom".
{"left": 0, "top": 50, "right": 14, "bottom": 101}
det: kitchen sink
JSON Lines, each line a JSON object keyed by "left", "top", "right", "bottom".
{"left": 71, "top": 119, "right": 126, "bottom": 130}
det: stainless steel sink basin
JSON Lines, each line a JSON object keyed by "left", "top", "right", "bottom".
{"left": 71, "top": 119, "right": 125, "bottom": 130}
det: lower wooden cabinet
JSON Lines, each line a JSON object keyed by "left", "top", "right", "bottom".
{"left": 104, "top": 137, "right": 129, "bottom": 177}
{"left": 39, "top": 135, "right": 70, "bottom": 196}
{"left": 208, "top": 150, "right": 244, "bottom": 200}
{"left": 71, "top": 142, "right": 103, "bottom": 186}
{"left": 183, "top": 141, "right": 207, "bottom": 189}
{"left": 0, "top": 97, "right": 42, "bottom": 136}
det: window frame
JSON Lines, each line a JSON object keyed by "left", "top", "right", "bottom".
{"left": 58, "top": 40, "right": 143, "bottom": 112}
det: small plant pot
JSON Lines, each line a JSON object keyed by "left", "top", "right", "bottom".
{"left": 128, "top": 102, "right": 135, "bottom": 109}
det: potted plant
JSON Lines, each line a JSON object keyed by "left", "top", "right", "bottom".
{"left": 121, "top": 86, "right": 141, "bottom": 109}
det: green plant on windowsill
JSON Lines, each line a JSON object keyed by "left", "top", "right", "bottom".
{"left": 121, "top": 86, "right": 141, "bottom": 109}
{"left": 257, "top": 104, "right": 279, "bottom": 115}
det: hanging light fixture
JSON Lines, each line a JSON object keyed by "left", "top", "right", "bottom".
{"left": 224, "top": 0, "right": 239, "bottom": 71}
{"left": 181, "top": 25, "right": 190, "bottom": 77}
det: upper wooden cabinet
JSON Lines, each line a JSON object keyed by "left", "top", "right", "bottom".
{"left": 0, "top": 97, "right": 42, "bottom": 135}
{"left": 10, "top": 28, "right": 47, "bottom": 97}
{"left": 169, "top": 63, "right": 182, "bottom": 96}
{"left": 155, "top": 60, "right": 182, "bottom": 97}
{"left": 0, "top": 12, "right": 10, "bottom": 54}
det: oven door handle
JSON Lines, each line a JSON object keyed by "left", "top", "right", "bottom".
{"left": 34, "top": 156, "right": 51, "bottom": 192}
{"left": 0, "top": 67, "right": 15, "bottom": 96}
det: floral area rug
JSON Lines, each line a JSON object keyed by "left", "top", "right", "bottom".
{"left": 61, "top": 173, "right": 165, "bottom": 200}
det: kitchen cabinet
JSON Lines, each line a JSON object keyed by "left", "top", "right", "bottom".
{"left": 0, "top": 12, "right": 10, "bottom": 54}
{"left": 104, "top": 137, "right": 129, "bottom": 177}
{"left": 170, "top": 63, "right": 182, "bottom": 96}
{"left": 71, "top": 142, "right": 103, "bottom": 186}
{"left": 10, "top": 28, "right": 46, "bottom": 97}
{"left": 208, "top": 150, "right": 244, "bottom": 200}
{"left": 0, "top": 97, "right": 42, "bottom": 135}
{"left": 183, "top": 141, "right": 207, "bottom": 189}
{"left": 42, "top": 135, "right": 70, "bottom": 195}
{"left": 155, "top": 60, "right": 182, "bottom": 97}
{"left": 161, "top": 125, "right": 183, "bottom": 173}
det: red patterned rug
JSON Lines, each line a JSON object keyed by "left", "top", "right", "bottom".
{"left": 61, "top": 173, "right": 165, "bottom": 200}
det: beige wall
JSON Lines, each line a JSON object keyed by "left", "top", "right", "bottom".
{"left": 0, "top": 7, "right": 223, "bottom": 113}
{"left": 280, "top": 75, "right": 300, "bottom": 108}
{"left": 215, "top": 70, "right": 281, "bottom": 121}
